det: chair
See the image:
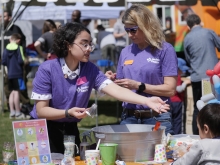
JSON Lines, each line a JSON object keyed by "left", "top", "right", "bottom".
{"left": 96, "top": 59, "right": 114, "bottom": 73}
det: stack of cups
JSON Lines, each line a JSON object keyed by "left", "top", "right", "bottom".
{"left": 85, "top": 150, "right": 100, "bottom": 165}
{"left": 154, "top": 144, "right": 167, "bottom": 163}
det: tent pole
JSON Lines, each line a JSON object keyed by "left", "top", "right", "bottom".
{"left": 0, "top": 2, "right": 5, "bottom": 113}
{"left": 125, "top": 0, "right": 129, "bottom": 46}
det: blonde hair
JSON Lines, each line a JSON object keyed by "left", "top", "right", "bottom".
{"left": 122, "top": 4, "right": 165, "bottom": 49}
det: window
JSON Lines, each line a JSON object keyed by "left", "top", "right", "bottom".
{"left": 152, "top": 5, "right": 175, "bottom": 32}
{"left": 178, "top": 7, "right": 194, "bottom": 25}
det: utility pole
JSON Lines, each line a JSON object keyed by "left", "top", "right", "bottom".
{"left": 0, "top": 2, "right": 5, "bottom": 113}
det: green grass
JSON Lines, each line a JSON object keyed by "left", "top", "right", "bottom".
{"left": 0, "top": 98, "right": 123, "bottom": 162}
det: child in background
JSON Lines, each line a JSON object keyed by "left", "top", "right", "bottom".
{"left": 2, "top": 33, "right": 26, "bottom": 119}
{"left": 164, "top": 103, "right": 220, "bottom": 165}
{"left": 170, "top": 58, "right": 191, "bottom": 134}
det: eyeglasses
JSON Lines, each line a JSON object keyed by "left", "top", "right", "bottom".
{"left": 124, "top": 26, "right": 139, "bottom": 34}
{"left": 73, "top": 43, "right": 95, "bottom": 52}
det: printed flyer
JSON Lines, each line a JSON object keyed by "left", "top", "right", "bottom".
{"left": 12, "top": 119, "right": 51, "bottom": 165}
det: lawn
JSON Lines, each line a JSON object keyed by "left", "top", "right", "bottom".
{"left": 0, "top": 97, "right": 123, "bottom": 162}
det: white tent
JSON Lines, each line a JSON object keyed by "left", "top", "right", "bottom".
{"left": 12, "top": 1, "right": 125, "bottom": 22}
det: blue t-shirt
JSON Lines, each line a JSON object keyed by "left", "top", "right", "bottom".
{"left": 30, "top": 58, "right": 108, "bottom": 122}
{"left": 116, "top": 42, "right": 178, "bottom": 110}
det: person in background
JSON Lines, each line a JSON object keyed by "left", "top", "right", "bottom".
{"left": 72, "top": 10, "right": 81, "bottom": 23}
{"left": 183, "top": 14, "right": 220, "bottom": 135}
{"left": 163, "top": 17, "right": 173, "bottom": 34}
{"left": 0, "top": 10, "right": 32, "bottom": 115}
{"left": 170, "top": 58, "right": 191, "bottom": 134}
{"left": 29, "top": 22, "right": 169, "bottom": 154}
{"left": 2, "top": 33, "right": 26, "bottom": 119}
{"left": 113, "top": 10, "right": 126, "bottom": 65}
{"left": 164, "top": 103, "right": 220, "bottom": 165}
{"left": 34, "top": 19, "right": 57, "bottom": 60}
{"left": 97, "top": 24, "right": 116, "bottom": 72}
{"left": 106, "top": 4, "right": 178, "bottom": 135}
{"left": 82, "top": 19, "right": 91, "bottom": 28}
{"left": 0, "top": 10, "right": 26, "bottom": 54}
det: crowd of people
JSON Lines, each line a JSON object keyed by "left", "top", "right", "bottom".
{"left": 1, "top": 4, "right": 220, "bottom": 162}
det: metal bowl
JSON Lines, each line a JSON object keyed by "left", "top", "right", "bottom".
{"left": 92, "top": 124, "right": 165, "bottom": 162}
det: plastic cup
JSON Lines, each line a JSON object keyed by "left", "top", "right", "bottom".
{"left": 2, "top": 142, "right": 15, "bottom": 163}
{"left": 86, "top": 103, "right": 97, "bottom": 118}
{"left": 99, "top": 143, "right": 118, "bottom": 165}
{"left": 154, "top": 144, "right": 167, "bottom": 163}
{"left": 85, "top": 150, "right": 100, "bottom": 165}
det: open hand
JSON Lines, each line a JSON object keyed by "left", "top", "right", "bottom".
{"left": 145, "top": 97, "right": 170, "bottom": 113}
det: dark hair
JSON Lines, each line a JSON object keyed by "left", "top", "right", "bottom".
{"left": 197, "top": 103, "right": 220, "bottom": 137}
{"left": 11, "top": 33, "right": 21, "bottom": 40}
{"left": 52, "top": 22, "right": 90, "bottom": 58}
{"left": 186, "top": 14, "right": 201, "bottom": 29}
{"left": 97, "top": 25, "right": 105, "bottom": 31}
{"left": 46, "top": 19, "right": 57, "bottom": 29}
{"left": 4, "top": 10, "right": 12, "bottom": 17}
{"left": 42, "top": 19, "right": 57, "bottom": 34}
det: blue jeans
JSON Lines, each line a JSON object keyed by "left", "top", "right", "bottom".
{"left": 120, "top": 111, "right": 174, "bottom": 135}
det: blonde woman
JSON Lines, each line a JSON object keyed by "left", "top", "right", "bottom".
{"left": 106, "top": 4, "right": 178, "bottom": 134}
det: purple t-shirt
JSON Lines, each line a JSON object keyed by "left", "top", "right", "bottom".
{"left": 117, "top": 42, "right": 178, "bottom": 110}
{"left": 30, "top": 58, "right": 107, "bottom": 122}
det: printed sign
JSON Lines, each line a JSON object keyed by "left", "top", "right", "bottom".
{"left": 202, "top": 78, "right": 212, "bottom": 96}
{"left": 12, "top": 119, "right": 51, "bottom": 165}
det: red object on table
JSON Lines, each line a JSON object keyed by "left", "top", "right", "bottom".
{"left": 153, "top": 121, "right": 161, "bottom": 131}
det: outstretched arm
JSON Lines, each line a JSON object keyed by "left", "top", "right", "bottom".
{"left": 101, "top": 83, "right": 169, "bottom": 113}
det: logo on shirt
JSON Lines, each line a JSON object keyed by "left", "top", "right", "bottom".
{"left": 76, "top": 76, "right": 87, "bottom": 85}
{"left": 147, "top": 58, "right": 159, "bottom": 64}
{"left": 77, "top": 86, "right": 89, "bottom": 93}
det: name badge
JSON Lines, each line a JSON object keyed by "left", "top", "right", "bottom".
{"left": 124, "top": 60, "right": 134, "bottom": 65}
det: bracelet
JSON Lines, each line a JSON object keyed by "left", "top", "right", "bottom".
{"left": 65, "top": 109, "right": 74, "bottom": 118}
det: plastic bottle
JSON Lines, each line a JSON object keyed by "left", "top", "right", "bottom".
{"left": 80, "top": 131, "right": 92, "bottom": 160}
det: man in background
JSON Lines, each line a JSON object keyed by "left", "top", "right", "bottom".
{"left": 113, "top": 10, "right": 126, "bottom": 65}
{"left": 184, "top": 14, "right": 220, "bottom": 134}
{"left": 0, "top": 10, "right": 32, "bottom": 115}
{"left": 97, "top": 24, "right": 116, "bottom": 72}
{"left": 71, "top": 10, "right": 81, "bottom": 23}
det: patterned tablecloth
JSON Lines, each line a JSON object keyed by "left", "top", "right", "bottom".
{"left": 75, "top": 156, "right": 164, "bottom": 165}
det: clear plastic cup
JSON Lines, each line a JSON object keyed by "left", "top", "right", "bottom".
{"left": 2, "top": 142, "right": 15, "bottom": 163}
{"left": 86, "top": 103, "right": 97, "bottom": 118}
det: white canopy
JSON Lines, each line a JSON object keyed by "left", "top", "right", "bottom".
{"left": 12, "top": 1, "right": 125, "bottom": 21}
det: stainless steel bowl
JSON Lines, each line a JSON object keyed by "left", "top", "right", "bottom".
{"left": 92, "top": 124, "right": 165, "bottom": 162}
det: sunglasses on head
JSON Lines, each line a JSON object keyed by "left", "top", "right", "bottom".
{"left": 124, "top": 26, "right": 139, "bottom": 34}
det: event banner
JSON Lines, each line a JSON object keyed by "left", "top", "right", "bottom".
{"left": 12, "top": 119, "right": 51, "bottom": 165}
